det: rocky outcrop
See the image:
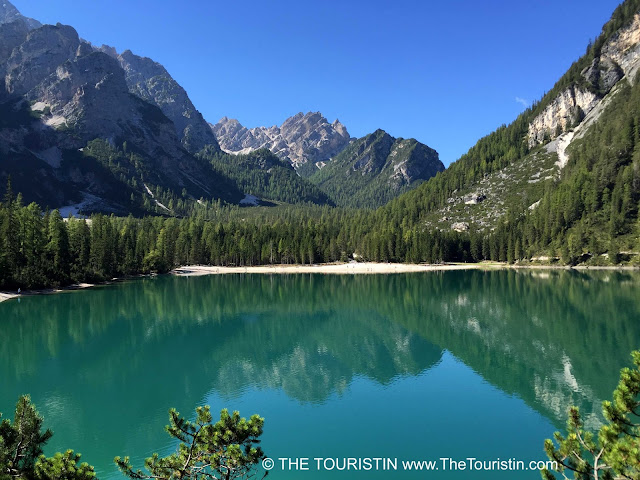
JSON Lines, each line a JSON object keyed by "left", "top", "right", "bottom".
{"left": 581, "top": 57, "right": 624, "bottom": 93}
{"left": 528, "top": 87, "right": 598, "bottom": 147}
{"left": 4, "top": 24, "right": 80, "bottom": 96}
{"left": 528, "top": 11, "right": 640, "bottom": 148}
{"left": 98, "top": 46, "right": 220, "bottom": 153}
{"left": 211, "top": 112, "right": 352, "bottom": 176}
{"left": 601, "top": 13, "right": 640, "bottom": 83}
{"left": 0, "top": 19, "right": 28, "bottom": 62}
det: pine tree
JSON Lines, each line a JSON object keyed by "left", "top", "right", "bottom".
{"left": 542, "top": 350, "right": 640, "bottom": 480}
{"left": 1, "top": 177, "right": 19, "bottom": 284}
{"left": 47, "top": 209, "right": 71, "bottom": 283}
{"left": 0, "top": 395, "right": 96, "bottom": 480}
{"left": 115, "top": 407, "right": 265, "bottom": 480}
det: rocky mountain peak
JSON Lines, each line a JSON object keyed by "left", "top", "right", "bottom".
{"left": 0, "top": 0, "right": 40, "bottom": 30}
{"left": 4, "top": 23, "right": 80, "bottom": 96}
{"left": 0, "top": 7, "right": 241, "bottom": 212}
{"left": 211, "top": 112, "right": 352, "bottom": 176}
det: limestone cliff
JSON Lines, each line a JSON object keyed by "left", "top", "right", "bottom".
{"left": 527, "top": 87, "right": 599, "bottom": 147}
{"left": 528, "top": 12, "right": 640, "bottom": 148}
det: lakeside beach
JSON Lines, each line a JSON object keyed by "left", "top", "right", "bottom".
{"left": 171, "top": 262, "right": 482, "bottom": 276}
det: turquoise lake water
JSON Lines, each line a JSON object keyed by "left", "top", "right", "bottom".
{"left": 1, "top": 270, "right": 639, "bottom": 479}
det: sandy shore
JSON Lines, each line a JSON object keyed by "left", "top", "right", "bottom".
{"left": 173, "top": 262, "right": 639, "bottom": 277}
{"left": 0, "top": 292, "right": 19, "bottom": 303}
{"left": 172, "top": 262, "right": 482, "bottom": 276}
{"left": 0, "top": 283, "right": 95, "bottom": 303}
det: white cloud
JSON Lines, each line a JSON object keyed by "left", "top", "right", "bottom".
{"left": 515, "top": 96, "right": 530, "bottom": 108}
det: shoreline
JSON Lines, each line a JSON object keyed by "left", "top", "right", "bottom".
{"left": 171, "top": 262, "right": 640, "bottom": 277}
{"left": 171, "top": 262, "right": 481, "bottom": 276}
{"left": 1, "top": 262, "right": 638, "bottom": 303}
{"left": 0, "top": 282, "right": 96, "bottom": 304}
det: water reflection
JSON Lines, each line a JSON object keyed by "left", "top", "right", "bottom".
{"left": 0, "top": 270, "right": 639, "bottom": 475}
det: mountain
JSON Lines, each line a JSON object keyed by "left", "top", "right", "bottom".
{"left": 98, "top": 46, "right": 220, "bottom": 153}
{"left": 376, "top": 0, "right": 640, "bottom": 263}
{"left": 211, "top": 112, "right": 352, "bottom": 177}
{"left": 212, "top": 114, "right": 444, "bottom": 207}
{"left": 309, "top": 129, "right": 444, "bottom": 208}
{"left": 0, "top": 2, "right": 241, "bottom": 215}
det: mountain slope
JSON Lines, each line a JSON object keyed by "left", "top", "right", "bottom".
{"left": 98, "top": 46, "right": 220, "bottom": 153}
{"left": 0, "top": 7, "right": 242, "bottom": 214}
{"left": 309, "top": 129, "right": 444, "bottom": 209}
{"left": 374, "top": 0, "right": 640, "bottom": 262}
{"left": 211, "top": 112, "right": 352, "bottom": 177}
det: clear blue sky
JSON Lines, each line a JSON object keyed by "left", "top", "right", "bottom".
{"left": 12, "top": 0, "right": 623, "bottom": 165}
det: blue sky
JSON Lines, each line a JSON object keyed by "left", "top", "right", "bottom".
{"left": 12, "top": 0, "right": 623, "bottom": 165}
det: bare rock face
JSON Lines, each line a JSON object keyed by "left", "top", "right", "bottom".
{"left": 601, "top": 13, "right": 640, "bottom": 83}
{"left": 0, "top": 19, "right": 28, "bottom": 92}
{"left": 4, "top": 24, "right": 80, "bottom": 96}
{"left": 581, "top": 57, "right": 624, "bottom": 93}
{"left": 0, "top": 1, "right": 40, "bottom": 30}
{"left": 30, "top": 51, "right": 144, "bottom": 143}
{"left": 527, "top": 87, "right": 598, "bottom": 147}
{"left": 211, "top": 112, "right": 352, "bottom": 176}
{"left": 528, "top": 11, "right": 640, "bottom": 148}
{"left": 0, "top": 19, "right": 28, "bottom": 62}
{"left": 97, "top": 46, "right": 220, "bottom": 153}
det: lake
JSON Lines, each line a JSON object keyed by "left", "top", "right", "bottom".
{"left": 1, "top": 270, "right": 639, "bottom": 479}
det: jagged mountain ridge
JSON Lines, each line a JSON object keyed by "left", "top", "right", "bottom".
{"left": 211, "top": 112, "right": 353, "bottom": 177}
{"left": 0, "top": 4, "right": 241, "bottom": 214}
{"left": 310, "top": 129, "right": 444, "bottom": 208}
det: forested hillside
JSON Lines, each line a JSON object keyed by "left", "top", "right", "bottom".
{"left": 367, "top": 0, "right": 640, "bottom": 262}
{"left": 201, "top": 148, "right": 334, "bottom": 206}
{"left": 380, "top": 0, "right": 640, "bottom": 226}
{"left": 309, "top": 130, "right": 444, "bottom": 208}
{"left": 490, "top": 77, "right": 640, "bottom": 264}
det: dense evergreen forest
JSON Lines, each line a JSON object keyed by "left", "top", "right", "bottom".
{"left": 2, "top": 63, "right": 640, "bottom": 289}
{"left": 0, "top": 154, "right": 638, "bottom": 291}
{"left": 0, "top": 178, "right": 474, "bottom": 289}
{"left": 201, "top": 147, "right": 334, "bottom": 206}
